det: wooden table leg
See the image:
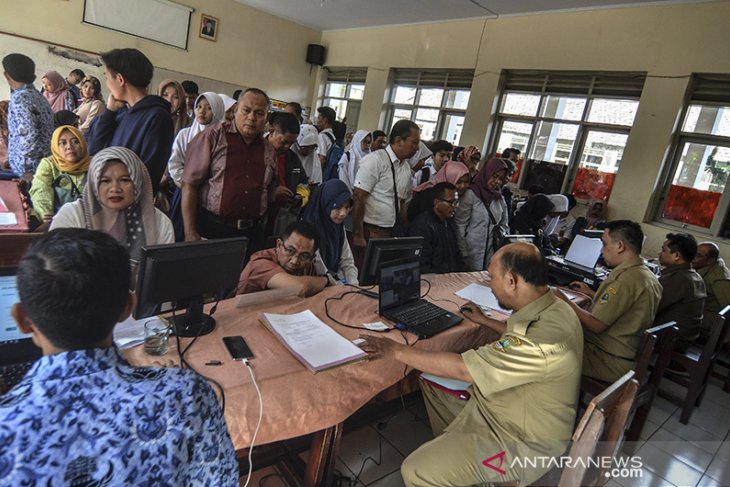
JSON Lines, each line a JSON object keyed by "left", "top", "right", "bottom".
{"left": 303, "top": 423, "right": 343, "bottom": 487}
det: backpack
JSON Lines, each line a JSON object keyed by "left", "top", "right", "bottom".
{"left": 322, "top": 132, "right": 344, "bottom": 181}
{"left": 52, "top": 173, "right": 84, "bottom": 212}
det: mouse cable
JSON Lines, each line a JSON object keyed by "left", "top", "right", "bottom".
{"left": 420, "top": 278, "right": 432, "bottom": 298}
{"left": 240, "top": 358, "right": 264, "bottom": 487}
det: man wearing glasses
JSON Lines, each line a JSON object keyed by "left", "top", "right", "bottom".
{"left": 237, "top": 221, "right": 328, "bottom": 297}
{"left": 407, "top": 182, "right": 466, "bottom": 274}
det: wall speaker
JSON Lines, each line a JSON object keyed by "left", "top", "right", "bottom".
{"left": 306, "top": 44, "right": 326, "bottom": 66}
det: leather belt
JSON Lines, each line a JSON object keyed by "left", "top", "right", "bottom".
{"left": 204, "top": 211, "right": 265, "bottom": 230}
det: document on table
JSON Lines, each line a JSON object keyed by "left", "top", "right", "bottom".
{"left": 0, "top": 212, "right": 17, "bottom": 225}
{"left": 262, "top": 310, "right": 367, "bottom": 372}
{"left": 113, "top": 315, "right": 147, "bottom": 349}
{"left": 455, "top": 283, "right": 512, "bottom": 316}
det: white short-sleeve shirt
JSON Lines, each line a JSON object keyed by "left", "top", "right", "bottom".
{"left": 354, "top": 146, "right": 413, "bottom": 227}
{"left": 317, "top": 128, "right": 335, "bottom": 157}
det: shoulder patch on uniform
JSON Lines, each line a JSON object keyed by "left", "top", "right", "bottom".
{"left": 492, "top": 336, "right": 521, "bottom": 352}
{"left": 598, "top": 287, "right": 617, "bottom": 305}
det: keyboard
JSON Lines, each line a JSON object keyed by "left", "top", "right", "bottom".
{"left": 389, "top": 300, "right": 447, "bottom": 326}
{"left": 0, "top": 361, "right": 33, "bottom": 390}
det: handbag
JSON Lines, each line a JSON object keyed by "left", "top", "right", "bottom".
{"left": 52, "top": 173, "right": 84, "bottom": 212}
{"left": 485, "top": 204, "right": 505, "bottom": 254}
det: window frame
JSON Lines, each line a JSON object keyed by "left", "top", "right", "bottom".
{"left": 319, "top": 68, "right": 367, "bottom": 128}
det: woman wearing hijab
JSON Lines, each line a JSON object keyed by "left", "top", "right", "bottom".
{"left": 406, "top": 141, "right": 433, "bottom": 172}
{"left": 572, "top": 200, "right": 608, "bottom": 238}
{"left": 292, "top": 124, "right": 322, "bottom": 184}
{"left": 543, "top": 194, "right": 569, "bottom": 237}
{"left": 302, "top": 179, "right": 358, "bottom": 284}
{"left": 158, "top": 79, "right": 190, "bottom": 135}
{"left": 30, "top": 125, "right": 90, "bottom": 221}
{"left": 338, "top": 129, "right": 371, "bottom": 191}
{"left": 218, "top": 93, "right": 237, "bottom": 122}
{"left": 453, "top": 157, "right": 510, "bottom": 270}
{"left": 41, "top": 71, "right": 76, "bottom": 112}
{"left": 51, "top": 146, "right": 174, "bottom": 263}
{"left": 511, "top": 193, "right": 555, "bottom": 236}
{"left": 74, "top": 76, "right": 105, "bottom": 134}
{"left": 408, "top": 160, "right": 470, "bottom": 221}
{"left": 168, "top": 92, "right": 225, "bottom": 187}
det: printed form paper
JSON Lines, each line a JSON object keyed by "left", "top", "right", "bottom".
{"left": 455, "top": 283, "right": 512, "bottom": 316}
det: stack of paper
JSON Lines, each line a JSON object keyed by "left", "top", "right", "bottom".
{"left": 262, "top": 310, "right": 367, "bottom": 372}
{"left": 113, "top": 315, "right": 148, "bottom": 349}
{"left": 455, "top": 283, "right": 512, "bottom": 316}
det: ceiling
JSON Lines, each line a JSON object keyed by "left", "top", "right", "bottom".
{"left": 234, "top": 0, "right": 711, "bottom": 31}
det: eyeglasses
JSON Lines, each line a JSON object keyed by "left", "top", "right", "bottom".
{"left": 280, "top": 243, "right": 314, "bottom": 262}
{"left": 437, "top": 198, "right": 460, "bottom": 207}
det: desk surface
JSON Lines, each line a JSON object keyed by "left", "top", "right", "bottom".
{"left": 125, "top": 271, "right": 504, "bottom": 450}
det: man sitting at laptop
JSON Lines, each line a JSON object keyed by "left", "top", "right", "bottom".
{"left": 555, "top": 220, "right": 662, "bottom": 382}
{"left": 0, "top": 228, "right": 238, "bottom": 485}
{"left": 237, "top": 221, "right": 329, "bottom": 297}
{"left": 361, "top": 243, "right": 583, "bottom": 486}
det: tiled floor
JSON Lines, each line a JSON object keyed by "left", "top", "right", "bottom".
{"left": 241, "top": 373, "right": 730, "bottom": 486}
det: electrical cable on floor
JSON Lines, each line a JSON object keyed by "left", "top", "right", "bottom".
{"left": 241, "top": 358, "right": 264, "bottom": 487}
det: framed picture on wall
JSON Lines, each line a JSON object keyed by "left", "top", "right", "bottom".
{"left": 199, "top": 14, "right": 218, "bottom": 41}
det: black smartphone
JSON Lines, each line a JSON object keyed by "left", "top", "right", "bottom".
{"left": 223, "top": 336, "right": 254, "bottom": 360}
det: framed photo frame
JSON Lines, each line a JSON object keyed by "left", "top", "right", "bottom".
{"left": 199, "top": 14, "right": 219, "bottom": 41}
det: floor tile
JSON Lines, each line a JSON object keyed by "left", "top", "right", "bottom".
{"left": 367, "top": 470, "right": 407, "bottom": 486}
{"left": 702, "top": 382, "right": 730, "bottom": 410}
{"left": 635, "top": 443, "right": 703, "bottom": 487}
{"left": 696, "top": 474, "right": 726, "bottom": 487}
{"left": 662, "top": 415, "right": 725, "bottom": 451}
{"left": 376, "top": 411, "right": 434, "bottom": 458}
{"left": 676, "top": 400, "right": 730, "bottom": 439}
{"left": 337, "top": 425, "right": 405, "bottom": 485}
{"left": 704, "top": 456, "right": 730, "bottom": 487}
{"left": 648, "top": 395, "right": 679, "bottom": 426}
{"left": 646, "top": 428, "right": 714, "bottom": 471}
{"left": 639, "top": 419, "right": 662, "bottom": 442}
{"left": 613, "top": 466, "right": 675, "bottom": 487}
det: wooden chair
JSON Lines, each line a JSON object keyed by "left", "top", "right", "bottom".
{"left": 659, "top": 306, "right": 730, "bottom": 424}
{"left": 0, "top": 232, "right": 41, "bottom": 268}
{"left": 558, "top": 371, "right": 640, "bottom": 487}
{"left": 709, "top": 282, "right": 730, "bottom": 393}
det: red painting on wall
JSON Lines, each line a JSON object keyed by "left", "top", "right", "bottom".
{"left": 662, "top": 185, "right": 721, "bottom": 228}
{"left": 572, "top": 167, "right": 616, "bottom": 202}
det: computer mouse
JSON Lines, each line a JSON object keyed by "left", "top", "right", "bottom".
{"left": 459, "top": 305, "right": 473, "bottom": 313}
{"left": 568, "top": 283, "right": 582, "bottom": 290}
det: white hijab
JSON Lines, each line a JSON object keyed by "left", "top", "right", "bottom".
{"left": 182, "top": 92, "right": 225, "bottom": 146}
{"left": 218, "top": 93, "right": 237, "bottom": 112}
{"left": 293, "top": 124, "right": 322, "bottom": 184}
{"left": 407, "top": 141, "right": 433, "bottom": 168}
{"left": 339, "top": 129, "right": 370, "bottom": 190}
{"left": 544, "top": 194, "right": 569, "bottom": 236}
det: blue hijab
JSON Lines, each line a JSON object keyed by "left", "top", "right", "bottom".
{"left": 302, "top": 179, "right": 352, "bottom": 272}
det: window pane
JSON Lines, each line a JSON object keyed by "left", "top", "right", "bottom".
{"left": 393, "top": 108, "right": 412, "bottom": 122}
{"left": 682, "top": 104, "right": 730, "bottom": 137}
{"left": 442, "top": 114, "right": 464, "bottom": 145}
{"left": 444, "top": 90, "right": 470, "bottom": 110}
{"left": 418, "top": 88, "right": 444, "bottom": 107}
{"left": 500, "top": 92, "right": 540, "bottom": 116}
{"left": 326, "top": 82, "right": 347, "bottom": 98}
{"left": 539, "top": 95, "right": 586, "bottom": 121}
{"left": 415, "top": 108, "right": 439, "bottom": 123}
{"left": 416, "top": 121, "right": 437, "bottom": 141}
{"left": 661, "top": 142, "right": 728, "bottom": 228}
{"left": 324, "top": 98, "right": 347, "bottom": 120}
{"left": 393, "top": 86, "right": 417, "bottom": 104}
{"left": 572, "top": 131, "right": 628, "bottom": 201}
{"left": 530, "top": 121, "right": 579, "bottom": 164}
{"left": 348, "top": 84, "right": 365, "bottom": 100}
{"left": 496, "top": 121, "right": 532, "bottom": 156}
{"left": 587, "top": 98, "right": 639, "bottom": 126}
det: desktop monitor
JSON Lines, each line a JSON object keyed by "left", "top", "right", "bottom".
{"left": 502, "top": 234, "right": 538, "bottom": 245}
{"left": 134, "top": 237, "right": 248, "bottom": 337}
{"left": 358, "top": 237, "right": 424, "bottom": 286}
{"left": 581, "top": 229, "right": 604, "bottom": 239}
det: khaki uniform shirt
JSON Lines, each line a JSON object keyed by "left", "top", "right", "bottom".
{"left": 655, "top": 263, "right": 706, "bottom": 345}
{"left": 407, "top": 292, "right": 583, "bottom": 485}
{"left": 583, "top": 257, "right": 662, "bottom": 382}
{"left": 697, "top": 259, "right": 730, "bottom": 314}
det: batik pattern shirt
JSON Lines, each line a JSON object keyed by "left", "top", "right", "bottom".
{"left": 0, "top": 347, "right": 238, "bottom": 486}
{"left": 7, "top": 83, "right": 54, "bottom": 175}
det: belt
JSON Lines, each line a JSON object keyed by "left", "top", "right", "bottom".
{"left": 204, "top": 211, "right": 266, "bottom": 230}
{"left": 363, "top": 222, "right": 393, "bottom": 231}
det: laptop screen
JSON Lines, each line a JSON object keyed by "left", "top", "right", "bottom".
{"left": 379, "top": 259, "right": 421, "bottom": 311}
{"left": 565, "top": 234, "right": 603, "bottom": 270}
{"left": 0, "top": 273, "right": 24, "bottom": 343}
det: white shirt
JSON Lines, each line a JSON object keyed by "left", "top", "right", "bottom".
{"left": 317, "top": 128, "right": 335, "bottom": 157}
{"left": 354, "top": 146, "right": 412, "bottom": 227}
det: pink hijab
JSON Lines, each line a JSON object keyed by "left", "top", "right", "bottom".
{"left": 42, "top": 71, "right": 70, "bottom": 112}
{"left": 414, "top": 161, "right": 470, "bottom": 193}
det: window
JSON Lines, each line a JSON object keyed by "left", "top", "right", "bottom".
{"left": 386, "top": 69, "right": 473, "bottom": 144}
{"left": 654, "top": 75, "right": 730, "bottom": 235}
{"left": 489, "top": 71, "right": 646, "bottom": 200}
{"left": 321, "top": 68, "right": 367, "bottom": 131}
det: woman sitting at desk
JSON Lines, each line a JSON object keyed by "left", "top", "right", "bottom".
{"left": 302, "top": 179, "right": 359, "bottom": 285}
{"left": 51, "top": 146, "right": 174, "bottom": 263}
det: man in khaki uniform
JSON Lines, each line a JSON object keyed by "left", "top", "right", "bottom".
{"left": 361, "top": 243, "right": 583, "bottom": 486}
{"left": 655, "top": 233, "right": 706, "bottom": 349}
{"left": 557, "top": 220, "right": 662, "bottom": 382}
{"left": 692, "top": 242, "right": 730, "bottom": 315}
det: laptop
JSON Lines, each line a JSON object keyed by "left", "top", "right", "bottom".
{"left": 547, "top": 234, "right": 605, "bottom": 287}
{"left": 0, "top": 268, "right": 42, "bottom": 388}
{"left": 378, "top": 258, "right": 462, "bottom": 339}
